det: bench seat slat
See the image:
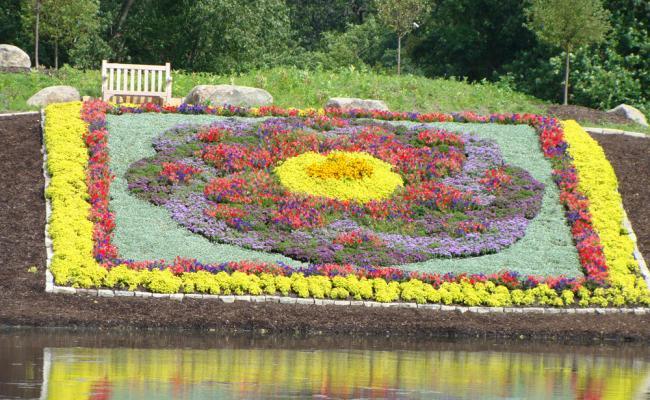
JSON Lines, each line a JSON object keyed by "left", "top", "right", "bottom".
{"left": 102, "top": 60, "right": 172, "bottom": 104}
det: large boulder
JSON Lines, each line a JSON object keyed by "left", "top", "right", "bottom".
{"left": 0, "top": 44, "right": 31, "bottom": 71}
{"left": 607, "top": 104, "right": 648, "bottom": 127}
{"left": 185, "top": 85, "right": 273, "bottom": 107}
{"left": 325, "top": 97, "right": 389, "bottom": 111}
{"left": 27, "top": 86, "right": 80, "bottom": 107}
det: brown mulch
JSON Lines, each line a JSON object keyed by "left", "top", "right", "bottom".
{"left": 590, "top": 133, "right": 650, "bottom": 263}
{"left": 1, "top": 113, "right": 650, "bottom": 342}
{"left": 546, "top": 104, "right": 631, "bottom": 125}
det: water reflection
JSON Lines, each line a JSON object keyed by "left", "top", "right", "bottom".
{"left": 1, "top": 330, "right": 649, "bottom": 399}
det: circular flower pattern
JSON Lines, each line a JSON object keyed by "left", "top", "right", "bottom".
{"left": 126, "top": 117, "right": 544, "bottom": 266}
{"left": 275, "top": 151, "right": 403, "bottom": 203}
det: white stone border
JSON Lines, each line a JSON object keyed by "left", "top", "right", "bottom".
{"left": 41, "top": 109, "right": 55, "bottom": 293}
{"left": 38, "top": 110, "right": 649, "bottom": 315}
{"left": 622, "top": 209, "right": 650, "bottom": 289}
{"left": 0, "top": 110, "right": 40, "bottom": 118}
{"left": 42, "top": 286, "right": 649, "bottom": 314}
{"left": 584, "top": 126, "right": 648, "bottom": 139}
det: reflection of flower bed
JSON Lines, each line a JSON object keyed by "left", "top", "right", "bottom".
{"left": 125, "top": 117, "right": 544, "bottom": 265}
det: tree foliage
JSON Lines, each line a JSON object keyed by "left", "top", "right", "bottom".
{"left": 376, "top": 0, "right": 431, "bottom": 74}
{"left": 526, "top": 0, "right": 611, "bottom": 51}
{"left": 0, "top": 0, "right": 646, "bottom": 114}
{"left": 525, "top": 0, "right": 611, "bottom": 104}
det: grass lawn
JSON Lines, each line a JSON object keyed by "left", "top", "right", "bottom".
{"left": 2, "top": 66, "right": 648, "bottom": 134}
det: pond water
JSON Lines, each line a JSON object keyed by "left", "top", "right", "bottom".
{"left": 1, "top": 329, "right": 649, "bottom": 400}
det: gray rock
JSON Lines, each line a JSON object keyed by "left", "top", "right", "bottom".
{"left": 220, "top": 295, "right": 235, "bottom": 303}
{"left": 27, "top": 86, "right": 80, "bottom": 107}
{"left": 52, "top": 286, "right": 76, "bottom": 295}
{"left": 185, "top": 84, "right": 273, "bottom": 107}
{"left": 97, "top": 289, "right": 115, "bottom": 297}
{"left": 0, "top": 44, "right": 30, "bottom": 70}
{"left": 325, "top": 97, "right": 389, "bottom": 111}
{"left": 607, "top": 104, "right": 648, "bottom": 127}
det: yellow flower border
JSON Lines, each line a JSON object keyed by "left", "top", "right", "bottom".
{"left": 42, "top": 105, "right": 650, "bottom": 306}
{"left": 562, "top": 120, "right": 649, "bottom": 304}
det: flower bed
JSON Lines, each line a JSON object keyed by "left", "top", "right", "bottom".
{"left": 42, "top": 101, "right": 650, "bottom": 307}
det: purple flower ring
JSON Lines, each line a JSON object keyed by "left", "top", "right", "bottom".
{"left": 125, "top": 117, "right": 544, "bottom": 266}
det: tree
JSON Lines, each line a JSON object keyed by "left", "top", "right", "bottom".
{"left": 376, "top": 0, "right": 431, "bottom": 75}
{"left": 525, "top": 0, "right": 611, "bottom": 105}
{"left": 21, "top": 0, "right": 102, "bottom": 68}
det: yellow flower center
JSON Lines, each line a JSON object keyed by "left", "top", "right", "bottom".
{"left": 306, "top": 153, "right": 374, "bottom": 180}
{"left": 274, "top": 151, "right": 403, "bottom": 203}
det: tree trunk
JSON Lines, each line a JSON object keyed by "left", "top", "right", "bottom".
{"left": 397, "top": 35, "right": 402, "bottom": 76}
{"left": 563, "top": 49, "right": 570, "bottom": 105}
{"left": 113, "top": 0, "right": 136, "bottom": 38}
{"left": 54, "top": 40, "right": 58, "bottom": 70}
{"left": 35, "top": 0, "right": 40, "bottom": 68}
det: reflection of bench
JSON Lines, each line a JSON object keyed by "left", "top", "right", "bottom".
{"left": 101, "top": 60, "right": 172, "bottom": 104}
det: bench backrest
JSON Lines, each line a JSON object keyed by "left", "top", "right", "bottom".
{"left": 101, "top": 60, "right": 172, "bottom": 104}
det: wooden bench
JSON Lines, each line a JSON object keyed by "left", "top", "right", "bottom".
{"left": 101, "top": 60, "right": 172, "bottom": 105}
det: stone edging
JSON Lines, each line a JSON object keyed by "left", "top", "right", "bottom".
{"left": 584, "top": 126, "right": 648, "bottom": 139}
{"left": 0, "top": 111, "right": 39, "bottom": 118}
{"left": 622, "top": 209, "right": 650, "bottom": 289}
{"left": 41, "top": 286, "right": 648, "bottom": 314}
{"left": 41, "top": 109, "right": 55, "bottom": 293}
{"left": 39, "top": 110, "right": 650, "bottom": 314}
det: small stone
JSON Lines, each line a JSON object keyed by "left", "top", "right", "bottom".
{"left": 152, "top": 293, "right": 170, "bottom": 299}
{"left": 185, "top": 293, "right": 204, "bottom": 300}
{"left": 314, "top": 299, "right": 324, "bottom": 305}
{"left": 400, "top": 303, "right": 417, "bottom": 309}
{"left": 220, "top": 295, "right": 235, "bottom": 303}
{"left": 350, "top": 301, "right": 364, "bottom": 306}
{"left": 279, "top": 297, "right": 297, "bottom": 304}
{"left": 525, "top": 307, "right": 545, "bottom": 313}
{"left": 334, "top": 300, "right": 351, "bottom": 306}
{"left": 233, "top": 295, "right": 251, "bottom": 302}
{"left": 296, "top": 298, "right": 315, "bottom": 305}
{"left": 633, "top": 308, "right": 647, "bottom": 315}
{"left": 544, "top": 308, "right": 562, "bottom": 314}
{"left": 265, "top": 296, "right": 281, "bottom": 303}
{"left": 565, "top": 308, "right": 576, "bottom": 314}
{"left": 97, "top": 289, "right": 115, "bottom": 297}
{"left": 321, "top": 299, "right": 336, "bottom": 306}
{"left": 251, "top": 296, "right": 266, "bottom": 303}
{"left": 0, "top": 44, "right": 30, "bottom": 70}
{"left": 114, "top": 290, "right": 135, "bottom": 297}
{"left": 575, "top": 308, "right": 596, "bottom": 314}
{"left": 52, "top": 286, "right": 76, "bottom": 295}
{"left": 418, "top": 304, "right": 441, "bottom": 310}
{"left": 170, "top": 294, "right": 184, "bottom": 301}
{"left": 203, "top": 294, "right": 221, "bottom": 301}
{"left": 27, "top": 85, "right": 81, "bottom": 107}
{"left": 134, "top": 291, "right": 152, "bottom": 298}
{"left": 440, "top": 305, "right": 456, "bottom": 311}
{"left": 607, "top": 104, "right": 648, "bottom": 126}
{"left": 185, "top": 84, "right": 273, "bottom": 107}
{"left": 488, "top": 307, "right": 503, "bottom": 313}
{"left": 76, "top": 289, "right": 98, "bottom": 296}
{"left": 325, "top": 97, "right": 389, "bottom": 111}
